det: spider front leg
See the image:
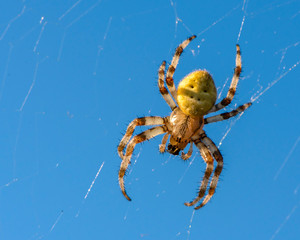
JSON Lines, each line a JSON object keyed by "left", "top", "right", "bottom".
{"left": 118, "top": 116, "right": 167, "bottom": 160}
{"left": 195, "top": 131, "right": 223, "bottom": 210}
{"left": 119, "top": 126, "right": 167, "bottom": 201}
{"left": 165, "top": 35, "right": 196, "bottom": 101}
{"left": 184, "top": 138, "right": 214, "bottom": 207}
{"left": 208, "top": 44, "right": 242, "bottom": 113}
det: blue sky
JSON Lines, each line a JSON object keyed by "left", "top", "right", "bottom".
{"left": 0, "top": 0, "right": 299, "bottom": 239}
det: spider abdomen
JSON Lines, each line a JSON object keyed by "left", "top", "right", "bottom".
{"left": 177, "top": 70, "right": 217, "bottom": 117}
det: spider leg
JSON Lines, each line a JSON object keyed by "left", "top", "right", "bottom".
{"left": 184, "top": 138, "right": 214, "bottom": 207}
{"left": 118, "top": 116, "right": 167, "bottom": 160}
{"left": 159, "top": 133, "right": 170, "bottom": 153}
{"left": 208, "top": 44, "right": 242, "bottom": 113}
{"left": 181, "top": 142, "right": 193, "bottom": 160}
{"left": 204, "top": 102, "right": 252, "bottom": 124}
{"left": 119, "top": 126, "right": 167, "bottom": 201}
{"left": 166, "top": 35, "right": 196, "bottom": 101}
{"left": 158, "top": 61, "right": 177, "bottom": 110}
{"left": 195, "top": 131, "right": 223, "bottom": 210}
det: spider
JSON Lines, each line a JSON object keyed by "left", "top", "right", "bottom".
{"left": 118, "top": 35, "right": 252, "bottom": 209}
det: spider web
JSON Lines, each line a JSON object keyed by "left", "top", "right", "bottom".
{"left": 0, "top": 0, "right": 299, "bottom": 239}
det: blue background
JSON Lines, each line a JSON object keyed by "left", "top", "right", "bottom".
{"left": 0, "top": 0, "right": 299, "bottom": 239}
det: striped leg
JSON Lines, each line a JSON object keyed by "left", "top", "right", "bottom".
{"left": 159, "top": 133, "right": 169, "bottom": 153}
{"left": 158, "top": 61, "right": 177, "bottom": 110}
{"left": 195, "top": 131, "right": 223, "bottom": 209}
{"left": 166, "top": 35, "right": 197, "bottom": 101}
{"left": 119, "top": 126, "right": 167, "bottom": 201}
{"left": 184, "top": 138, "right": 214, "bottom": 207}
{"left": 181, "top": 142, "right": 193, "bottom": 160}
{"left": 204, "top": 102, "right": 252, "bottom": 124}
{"left": 118, "top": 116, "right": 166, "bottom": 160}
{"left": 208, "top": 44, "right": 242, "bottom": 113}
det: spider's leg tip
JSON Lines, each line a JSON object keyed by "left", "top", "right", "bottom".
{"left": 121, "top": 189, "right": 132, "bottom": 201}
{"left": 194, "top": 204, "right": 204, "bottom": 210}
{"left": 184, "top": 202, "right": 192, "bottom": 207}
{"left": 125, "top": 195, "right": 132, "bottom": 201}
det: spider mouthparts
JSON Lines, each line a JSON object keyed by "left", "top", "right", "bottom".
{"left": 167, "top": 144, "right": 180, "bottom": 155}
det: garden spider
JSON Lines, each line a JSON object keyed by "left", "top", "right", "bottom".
{"left": 118, "top": 35, "right": 251, "bottom": 209}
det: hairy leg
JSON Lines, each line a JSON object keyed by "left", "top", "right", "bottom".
{"left": 208, "top": 44, "right": 242, "bottom": 113}
{"left": 184, "top": 137, "right": 214, "bottom": 207}
{"left": 158, "top": 61, "right": 177, "bottom": 110}
{"left": 204, "top": 102, "right": 251, "bottom": 124}
{"left": 118, "top": 116, "right": 167, "bottom": 159}
{"left": 165, "top": 35, "right": 196, "bottom": 101}
{"left": 119, "top": 126, "right": 167, "bottom": 201}
{"left": 195, "top": 131, "right": 223, "bottom": 209}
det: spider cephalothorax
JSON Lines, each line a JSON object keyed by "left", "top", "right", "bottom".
{"left": 167, "top": 108, "right": 203, "bottom": 155}
{"left": 118, "top": 35, "right": 251, "bottom": 209}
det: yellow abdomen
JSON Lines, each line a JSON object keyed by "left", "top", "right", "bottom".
{"left": 177, "top": 70, "right": 217, "bottom": 117}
